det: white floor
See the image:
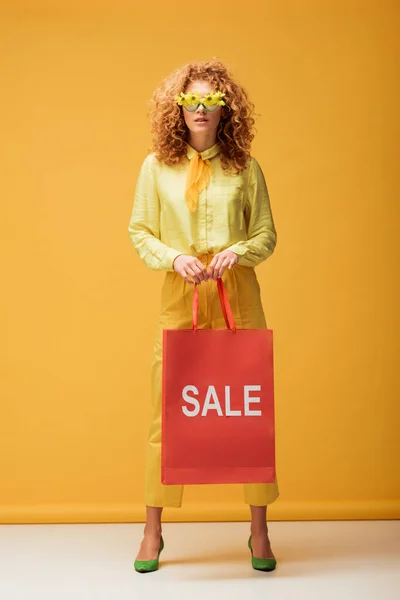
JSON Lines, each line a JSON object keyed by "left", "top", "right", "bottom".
{"left": 0, "top": 520, "right": 399, "bottom": 600}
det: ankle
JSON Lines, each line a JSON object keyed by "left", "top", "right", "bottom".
{"left": 250, "top": 525, "right": 269, "bottom": 536}
{"left": 143, "top": 525, "right": 162, "bottom": 536}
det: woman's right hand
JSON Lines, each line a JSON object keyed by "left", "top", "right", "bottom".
{"left": 172, "top": 255, "right": 209, "bottom": 285}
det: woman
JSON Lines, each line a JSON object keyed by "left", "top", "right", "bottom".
{"left": 128, "top": 58, "right": 279, "bottom": 573}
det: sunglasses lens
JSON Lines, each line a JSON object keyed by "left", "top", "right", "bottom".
{"left": 183, "top": 102, "right": 220, "bottom": 112}
{"left": 184, "top": 104, "right": 199, "bottom": 112}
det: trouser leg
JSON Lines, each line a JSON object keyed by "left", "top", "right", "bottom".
{"left": 144, "top": 269, "right": 210, "bottom": 508}
{"left": 144, "top": 319, "right": 183, "bottom": 507}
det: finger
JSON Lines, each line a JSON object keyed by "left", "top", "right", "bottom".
{"left": 212, "top": 262, "right": 221, "bottom": 279}
{"left": 209, "top": 263, "right": 216, "bottom": 279}
{"left": 193, "top": 261, "right": 208, "bottom": 281}
{"left": 210, "top": 254, "right": 224, "bottom": 279}
{"left": 218, "top": 257, "right": 231, "bottom": 278}
{"left": 185, "top": 266, "right": 202, "bottom": 285}
{"left": 208, "top": 254, "right": 220, "bottom": 276}
{"left": 226, "top": 254, "right": 236, "bottom": 269}
{"left": 190, "top": 263, "right": 203, "bottom": 281}
{"left": 181, "top": 270, "right": 194, "bottom": 285}
{"left": 212, "top": 257, "right": 225, "bottom": 279}
{"left": 202, "top": 263, "right": 210, "bottom": 280}
{"left": 207, "top": 263, "right": 215, "bottom": 279}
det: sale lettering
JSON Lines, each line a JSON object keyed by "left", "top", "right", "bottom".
{"left": 182, "top": 385, "right": 262, "bottom": 417}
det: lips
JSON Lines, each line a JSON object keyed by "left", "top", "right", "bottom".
{"left": 195, "top": 119, "right": 208, "bottom": 122}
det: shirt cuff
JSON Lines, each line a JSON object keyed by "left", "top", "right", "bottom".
{"left": 227, "top": 243, "right": 248, "bottom": 256}
{"left": 161, "top": 247, "right": 183, "bottom": 271}
{"left": 227, "top": 243, "right": 249, "bottom": 265}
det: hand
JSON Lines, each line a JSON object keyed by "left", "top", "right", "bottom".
{"left": 207, "top": 250, "right": 239, "bottom": 280}
{"left": 172, "top": 254, "right": 210, "bottom": 285}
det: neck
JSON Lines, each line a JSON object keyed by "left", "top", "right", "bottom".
{"left": 187, "top": 133, "right": 217, "bottom": 153}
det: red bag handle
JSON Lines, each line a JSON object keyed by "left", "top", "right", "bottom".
{"left": 192, "top": 278, "right": 237, "bottom": 332}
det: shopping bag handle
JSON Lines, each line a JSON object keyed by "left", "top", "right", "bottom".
{"left": 192, "top": 278, "right": 237, "bottom": 332}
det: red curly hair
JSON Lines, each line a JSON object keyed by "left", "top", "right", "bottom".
{"left": 146, "top": 57, "right": 260, "bottom": 174}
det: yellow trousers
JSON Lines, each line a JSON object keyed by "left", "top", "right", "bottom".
{"left": 145, "top": 252, "right": 280, "bottom": 508}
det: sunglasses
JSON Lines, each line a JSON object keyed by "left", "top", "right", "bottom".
{"left": 175, "top": 90, "right": 226, "bottom": 112}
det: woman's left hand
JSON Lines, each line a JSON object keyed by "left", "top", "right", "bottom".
{"left": 207, "top": 249, "right": 239, "bottom": 280}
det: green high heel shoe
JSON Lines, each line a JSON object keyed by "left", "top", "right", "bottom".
{"left": 248, "top": 534, "right": 277, "bottom": 571}
{"left": 134, "top": 535, "right": 164, "bottom": 573}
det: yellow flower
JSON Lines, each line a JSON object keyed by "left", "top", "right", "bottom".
{"left": 175, "top": 90, "right": 226, "bottom": 108}
{"left": 214, "top": 91, "right": 226, "bottom": 106}
{"left": 202, "top": 92, "right": 215, "bottom": 106}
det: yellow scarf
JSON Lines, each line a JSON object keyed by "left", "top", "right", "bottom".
{"left": 185, "top": 152, "right": 212, "bottom": 213}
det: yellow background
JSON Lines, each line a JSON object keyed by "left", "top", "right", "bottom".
{"left": 1, "top": 1, "right": 399, "bottom": 523}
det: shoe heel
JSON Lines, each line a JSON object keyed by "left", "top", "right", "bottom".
{"left": 248, "top": 534, "right": 277, "bottom": 572}
{"left": 134, "top": 535, "right": 164, "bottom": 573}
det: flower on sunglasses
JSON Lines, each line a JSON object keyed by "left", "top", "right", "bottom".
{"left": 174, "top": 90, "right": 226, "bottom": 107}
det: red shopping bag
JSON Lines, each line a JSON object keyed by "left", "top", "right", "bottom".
{"left": 161, "top": 277, "right": 276, "bottom": 485}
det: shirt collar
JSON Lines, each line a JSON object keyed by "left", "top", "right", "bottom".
{"left": 186, "top": 142, "right": 220, "bottom": 161}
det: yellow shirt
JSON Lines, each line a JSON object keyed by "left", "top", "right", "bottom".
{"left": 128, "top": 142, "right": 277, "bottom": 271}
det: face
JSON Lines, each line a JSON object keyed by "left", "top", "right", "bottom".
{"left": 181, "top": 80, "right": 223, "bottom": 145}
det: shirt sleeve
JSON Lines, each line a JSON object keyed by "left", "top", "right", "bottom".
{"left": 127, "top": 154, "right": 182, "bottom": 271}
{"left": 226, "top": 157, "right": 277, "bottom": 267}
